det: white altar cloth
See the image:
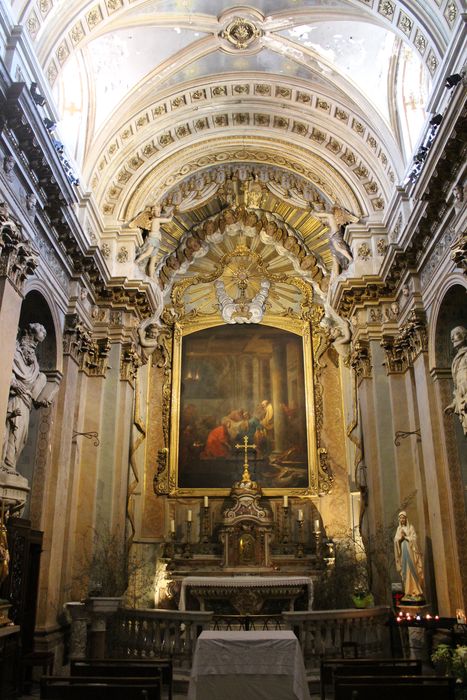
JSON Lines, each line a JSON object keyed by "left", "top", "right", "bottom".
{"left": 187, "top": 630, "right": 311, "bottom": 700}
{"left": 179, "top": 575, "right": 313, "bottom": 611}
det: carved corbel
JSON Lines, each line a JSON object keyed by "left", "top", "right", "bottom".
{"left": 349, "top": 340, "right": 372, "bottom": 382}
{"left": 451, "top": 231, "right": 467, "bottom": 275}
{"left": 0, "top": 202, "right": 38, "bottom": 292}
{"left": 120, "top": 342, "right": 141, "bottom": 385}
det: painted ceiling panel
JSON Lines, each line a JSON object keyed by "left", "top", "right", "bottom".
{"left": 87, "top": 25, "right": 207, "bottom": 129}
{"left": 280, "top": 21, "right": 399, "bottom": 120}
{"left": 155, "top": 47, "right": 323, "bottom": 91}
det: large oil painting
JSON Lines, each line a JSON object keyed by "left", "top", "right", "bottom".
{"left": 170, "top": 322, "right": 316, "bottom": 493}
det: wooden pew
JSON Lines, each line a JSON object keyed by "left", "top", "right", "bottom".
{"left": 40, "top": 676, "right": 162, "bottom": 699}
{"left": 70, "top": 658, "right": 173, "bottom": 700}
{"left": 334, "top": 675, "right": 455, "bottom": 700}
{"left": 320, "top": 657, "right": 422, "bottom": 700}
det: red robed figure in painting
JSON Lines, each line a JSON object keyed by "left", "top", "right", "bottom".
{"left": 201, "top": 419, "right": 231, "bottom": 459}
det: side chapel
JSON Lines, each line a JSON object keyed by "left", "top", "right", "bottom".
{"left": 0, "top": 0, "right": 466, "bottom": 691}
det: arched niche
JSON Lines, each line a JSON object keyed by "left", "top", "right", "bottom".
{"left": 15, "top": 290, "right": 60, "bottom": 518}
{"left": 433, "top": 283, "right": 467, "bottom": 510}
{"left": 18, "top": 289, "right": 59, "bottom": 372}
{"left": 434, "top": 284, "right": 467, "bottom": 369}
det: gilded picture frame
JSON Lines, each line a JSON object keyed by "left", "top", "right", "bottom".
{"left": 168, "top": 316, "right": 319, "bottom": 496}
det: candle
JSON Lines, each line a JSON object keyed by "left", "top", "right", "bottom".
{"left": 170, "top": 519, "right": 175, "bottom": 533}
{"left": 187, "top": 509, "right": 192, "bottom": 522}
{"left": 283, "top": 495, "right": 288, "bottom": 508}
{"left": 314, "top": 519, "right": 320, "bottom": 532}
{"left": 298, "top": 509, "right": 303, "bottom": 522}
{"left": 204, "top": 496, "right": 209, "bottom": 508}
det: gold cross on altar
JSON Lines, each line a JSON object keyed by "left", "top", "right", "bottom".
{"left": 235, "top": 435, "right": 256, "bottom": 482}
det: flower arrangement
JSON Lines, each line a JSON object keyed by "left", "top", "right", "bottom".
{"left": 431, "top": 644, "right": 467, "bottom": 691}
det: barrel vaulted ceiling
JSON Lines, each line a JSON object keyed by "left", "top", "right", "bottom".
{"left": 8, "top": 1, "right": 461, "bottom": 253}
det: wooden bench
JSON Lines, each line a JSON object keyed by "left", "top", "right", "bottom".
{"left": 70, "top": 658, "right": 173, "bottom": 700}
{"left": 320, "top": 657, "right": 422, "bottom": 700}
{"left": 40, "top": 675, "right": 162, "bottom": 700}
{"left": 334, "top": 674, "right": 455, "bottom": 700}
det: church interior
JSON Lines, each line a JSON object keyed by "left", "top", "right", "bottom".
{"left": 0, "top": 0, "right": 466, "bottom": 698}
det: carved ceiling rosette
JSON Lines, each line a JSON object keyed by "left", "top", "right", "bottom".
{"left": 219, "top": 16, "right": 263, "bottom": 52}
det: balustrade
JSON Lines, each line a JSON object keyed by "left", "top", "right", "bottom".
{"left": 283, "top": 606, "right": 391, "bottom": 669}
{"left": 67, "top": 603, "right": 391, "bottom": 671}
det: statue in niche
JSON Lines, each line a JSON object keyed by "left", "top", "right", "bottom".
{"left": 445, "top": 325, "right": 467, "bottom": 435}
{"left": 393, "top": 511, "right": 425, "bottom": 603}
{"left": 133, "top": 205, "right": 172, "bottom": 278}
{"left": 2, "top": 323, "right": 53, "bottom": 474}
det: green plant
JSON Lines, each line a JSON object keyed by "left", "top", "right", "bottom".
{"left": 432, "top": 644, "right": 467, "bottom": 684}
{"left": 432, "top": 644, "right": 455, "bottom": 675}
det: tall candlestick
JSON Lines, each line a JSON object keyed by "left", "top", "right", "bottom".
{"left": 187, "top": 509, "right": 192, "bottom": 522}
{"left": 283, "top": 495, "right": 288, "bottom": 508}
{"left": 204, "top": 496, "right": 209, "bottom": 508}
{"left": 298, "top": 509, "right": 303, "bottom": 522}
{"left": 170, "top": 519, "right": 175, "bottom": 533}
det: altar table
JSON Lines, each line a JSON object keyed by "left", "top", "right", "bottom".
{"left": 187, "top": 630, "right": 311, "bottom": 700}
{"left": 179, "top": 575, "right": 313, "bottom": 612}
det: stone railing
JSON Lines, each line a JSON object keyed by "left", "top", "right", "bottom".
{"left": 67, "top": 602, "right": 391, "bottom": 670}
{"left": 283, "top": 606, "right": 391, "bottom": 669}
{"left": 108, "top": 608, "right": 213, "bottom": 667}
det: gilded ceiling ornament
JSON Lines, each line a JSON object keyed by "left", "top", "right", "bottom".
{"left": 220, "top": 17, "right": 262, "bottom": 50}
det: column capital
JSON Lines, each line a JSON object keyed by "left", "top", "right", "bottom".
{"left": 349, "top": 340, "right": 372, "bottom": 381}
{"left": 0, "top": 203, "right": 38, "bottom": 293}
{"left": 120, "top": 342, "right": 141, "bottom": 385}
{"left": 81, "top": 337, "right": 111, "bottom": 377}
{"left": 63, "top": 313, "right": 93, "bottom": 364}
{"left": 451, "top": 231, "right": 467, "bottom": 275}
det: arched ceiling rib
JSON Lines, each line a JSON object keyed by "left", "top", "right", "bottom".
{"left": 9, "top": 0, "right": 457, "bottom": 228}
{"left": 108, "top": 135, "right": 372, "bottom": 222}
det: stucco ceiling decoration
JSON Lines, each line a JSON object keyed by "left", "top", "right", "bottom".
{"left": 162, "top": 205, "right": 324, "bottom": 323}
{"left": 118, "top": 136, "right": 366, "bottom": 225}
{"left": 89, "top": 75, "right": 399, "bottom": 209}
{"left": 22, "top": 0, "right": 449, "bottom": 83}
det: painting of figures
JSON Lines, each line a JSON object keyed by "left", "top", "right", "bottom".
{"left": 175, "top": 323, "right": 311, "bottom": 490}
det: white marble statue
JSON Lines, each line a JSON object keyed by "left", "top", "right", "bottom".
{"left": 394, "top": 511, "right": 425, "bottom": 602}
{"left": 314, "top": 206, "right": 358, "bottom": 275}
{"left": 134, "top": 205, "right": 172, "bottom": 278}
{"left": 2, "top": 323, "right": 52, "bottom": 473}
{"left": 445, "top": 325, "right": 467, "bottom": 435}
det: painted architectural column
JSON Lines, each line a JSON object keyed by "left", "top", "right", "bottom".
{"left": 270, "top": 342, "right": 287, "bottom": 453}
